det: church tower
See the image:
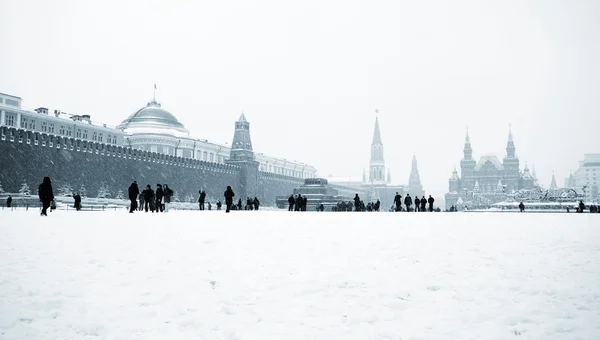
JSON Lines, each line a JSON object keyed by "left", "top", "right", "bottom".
{"left": 502, "top": 124, "right": 520, "bottom": 191}
{"left": 460, "top": 128, "right": 476, "bottom": 191}
{"left": 226, "top": 113, "right": 259, "bottom": 200}
{"left": 407, "top": 154, "right": 424, "bottom": 197}
{"left": 369, "top": 115, "right": 386, "bottom": 184}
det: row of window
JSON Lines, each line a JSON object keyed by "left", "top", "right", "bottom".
{"left": 259, "top": 164, "right": 311, "bottom": 178}
{"left": 2, "top": 113, "right": 119, "bottom": 144}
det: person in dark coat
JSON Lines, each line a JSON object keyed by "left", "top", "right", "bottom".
{"left": 128, "top": 181, "right": 139, "bottom": 213}
{"left": 224, "top": 186, "right": 235, "bottom": 213}
{"left": 163, "top": 184, "right": 173, "bottom": 212}
{"left": 155, "top": 184, "right": 164, "bottom": 212}
{"left": 142, "top": 185, "right": 155, "bottom": 212}
{"left": 374, "top": 199, "right": 381, "bottom": 212}
{"left": 38, "top": 177, "right": 54, "bottom": 216}
{"left": 578, "top": 200, "right": 585, "bottom": 213}
{"left": 254, "top": 197, "right": 260, "bottom": 211}
{"left": 73, "top": 193, "right": 82, "bottom": 211}
{"left": 421, "top": 196, "right": 427, "bottom": 212}
{"left": 393, "top": 192, "right": 402, "bottom": 212}
{"left": 138, "top": 192, "right": 144, "bottom": 211}
{"left": 302, "top": 196, "right": 308, "bottom": 211}
{"left": 237, "top": 198, "right": 243, "bottom": 210}
{"left": 353, "top": 194, "right": 361, "bottom": 211}
{"left": 216, "top": 200, "right": 222, "bottom": 210}
{"left": 288, "top": 195, "right": 295, "bottom": 211}
{"left": 198, "top": 190, "right": 206, "bottom": 210}
{"left": 518, "top": 201, "right": 525, "bottom": 212}
{"left": 6, "top": 196, "right": 12, "bottom": 208}
{"left": 404, "top": 194, "right": 412, "bottom": 212}
{"left": 414, "top": 197, "right": 420, "bottom": 212}
{"left": 427, "top": 195, "right": 435, "bottom": 212}
{"left": 246, "top": 197, "right": 253, "bottom": 210}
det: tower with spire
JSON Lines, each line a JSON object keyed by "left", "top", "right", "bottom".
{"left": 549, "top": 172, "right": 558, "bottom": 189}
{"left": 460, "top": 128, "right": 476, "bottom": 191}
{"left": 226, "top": 112, "right": 259, "bottom": 200}
{"left": 369, "top": 113, "right": 386, "bottom": 184}
{"left": 502, "top": 124, "right": 520, "bottom": 190}
{"left": 407, "top": 154, "right": 424, "bottom": 197}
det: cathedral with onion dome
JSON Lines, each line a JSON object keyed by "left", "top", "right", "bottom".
{"left": 444, "top": 127, "right": 540, "bottom": 210}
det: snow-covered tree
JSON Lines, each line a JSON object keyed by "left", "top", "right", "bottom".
{"left": 115, "top": 189, "right": 124, "bottom": 200}
{"left": 173, "top": 191, "right": 180, "bottom": 203}
{"left": 0, "top": 181, "right": 4, "bottom": 194}
{"left": 184, "top": 192, "right": 194, "bottom": 203}
{"left": 79, "top": 184, "right": 87, "bottom": 198}
{"left": 97, "top": 183, "right": 111, "bottom": 199}
{"left": 58, "top": 183, "right": 74, "bottom": 197}
{"left": 18, "top": 180, "right": 30, "bottom": 195}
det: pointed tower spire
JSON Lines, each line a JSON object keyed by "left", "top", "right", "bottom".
{"left": 463, "top": 127, "right": 473, "bottom": 160}
{"left": 229, "top": 112, "right": 254, "bottom": 161}
{"left": 372, "top": 115, "right": 382, "bottom": 144}
{"left": 387, "top": 169, "right": 391, "bottom": 184}
{"left": 550, "top": 171, "right": 558, "bottom": 189}
{"left": 408, "top": 154, "right": 424, "bottom": 196}
{"left": 506, "top": 123, "right": 516, "bottom": 158}
{"left": 369, "top": 113, "right": 385, "bottom": 183}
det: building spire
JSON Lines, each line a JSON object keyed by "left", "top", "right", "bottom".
{"left": 463, "top": 126, "right": 473, "bottom": 160}
{"left": 408, "top": 154, "right": 424, "bottom": 196}
{"left": 372, "top": 115, "right": 382, "bottom": 144}
{"left": 153, "top": 83, "right": 157, "bottom": 102}
{"left": 506, "top": 123, "right": 516, "bottom": 158}
{"left": 549, "top": 171, "right": 558, "bottom": 189}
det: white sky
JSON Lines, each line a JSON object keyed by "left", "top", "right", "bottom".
{"left": 1, "top": 0, "right": 599, "bottom": 198}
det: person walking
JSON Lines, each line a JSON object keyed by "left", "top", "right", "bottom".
{"left": 128, "top": 181, "right": 139, "bottom": 213}
{"left": 414, "top": 196, "right": 420, "bottom": 212}
{"left": 393, "top": 192, "right": 402, "bottom": 212}
{"left": 427, "top": 195, "right": 435, "bottom": 212}
{"left": 38, "top": 177, "right": 54, "bottom": 216}
{"left": 198, "top": 190, "right": 206, "bottom": 210}
{"left": 404, "top": 194, "right": 412, "bottom": 212}
{"left": 142, "top": 185, "right": 155, "bottom": 212}
{"left": 224, "top": 186, "right": 235, "bottom": 213}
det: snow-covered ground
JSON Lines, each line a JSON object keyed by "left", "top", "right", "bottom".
{"left": 0, "top": 210, "right": 599, "bottom": 340}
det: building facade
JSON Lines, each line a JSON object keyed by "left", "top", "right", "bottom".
{"left": 0, "top": 92, "right": 317, "bottom": 180}
{"left": 564, "top": 154, "right": 600, "bottom": 202}
{"left": 445, "top": 127, "right": 539, "bottom": 209}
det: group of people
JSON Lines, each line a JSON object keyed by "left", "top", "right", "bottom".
{"left": 127, "top": 182, "right": 174, "bottom": 213}
{"left": 287, "top": 194, "right": 308, "bottom": 211}
{"left": 393, "top": 193, "right": 435, "bottom": 212}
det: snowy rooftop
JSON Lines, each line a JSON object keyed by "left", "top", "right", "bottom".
{"left": 1, "top": 210, "right": 598, "bottom": 339}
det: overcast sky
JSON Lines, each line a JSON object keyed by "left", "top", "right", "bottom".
{"left": 1, "top": 0, "right": 599, "bottom": 197}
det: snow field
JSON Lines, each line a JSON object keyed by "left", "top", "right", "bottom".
{"left": 0, "top": 210, "right": 599, "bottom": 340}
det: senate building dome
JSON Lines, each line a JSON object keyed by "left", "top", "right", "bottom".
{"left": 117, "top": 100, "right": 189, "bottom": 134}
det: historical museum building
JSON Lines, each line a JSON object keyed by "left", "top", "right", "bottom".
{"left": 327, "top": 114, "right": 424, "bottom": 209}
{"left": 444, "top": 127, "right": 540, "bottom": 209}
{"left": 0, "top": 91, "right": 316, "bottom": 204}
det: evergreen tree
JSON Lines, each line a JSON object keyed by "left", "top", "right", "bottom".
{"left": 0, "top": 181, "right": 4, "bottom": 194}
{"left": 173, "top": 191, "right": 180, "bottom": 203}
{"left": 58, "top": 183, "right": 74, "bottom": 197}
{"left": 97, "top": 183, "right": 111, "bottom": 199}
{"left": 79, "top": 184, "right": 87, "bottom": 198}
{"left": 18, "top": 180, "right": 31, "bottom": 195}
{"left": 115, "top": 189, "right": 124, "bottom": 200}
{"left": 184, "top": 193, "right": 194, "bottom": 203}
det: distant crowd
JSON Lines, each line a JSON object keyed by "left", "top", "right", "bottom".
{"left": 3, "top": 176, "right": 598, "bottom": 215}
{"left": 126, "top": 181, "right": 260, "bottom": 213}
